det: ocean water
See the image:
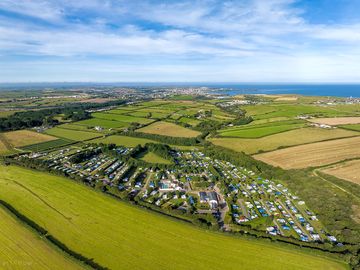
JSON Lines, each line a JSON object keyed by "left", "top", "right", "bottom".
{"left": 208, "top": 84, "right": 360, "bottom": 98}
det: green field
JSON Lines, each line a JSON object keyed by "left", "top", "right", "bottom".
{"left": 45, "top": 127, "right": 102, "bottom": 141}
{"left": 218, "top": 120, "right": 305, "bottom": 138}
{"left": 340, "top": 124, "right": 360, "bottom": 132}
{"left": 90, "top": 135, "right": 157, "bottom": 147}
{"left": 137, "top": 121, "right": 201, "bottom": 138}
{"left": 0, "top": 165, "right": 347, "bottom": 270}
{"left": 93, "top": 112, "right": 154, "bottom": 124}
{"left": 75, "top": 118, "right": 129, "bottom": 129}
{"left": 243, "top": 104, "right": 360, "bottom": 120}
{"left": 0, "top": 206, "right": 82, "bottom": 270}
{"left": 21, "top": 138, "right": 74, "bottom": 152}
{"left": 210, "top": 127, "right": 359, "bottom": 154}
{"left": 140, "top": 152, "right": 173, "bottom": 164}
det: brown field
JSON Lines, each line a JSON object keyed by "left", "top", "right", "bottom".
{"left": 309, "top": 117, "right": 360, "bottom": 126}
{"left": 321, "top": 160, "right": 360, "bottom": 185}
{"left": 275, "top": 97, "right": 298, "bottom": 101}
{"left": 253, "top": 136, "right": 360, "bottom": 169}
{"left": 2, "top": 130, "right": 57, "bottom": 147}
{"left": 209, "top": 127, "right": 359, "bottom": 154}
{"left": 136, "top": 121, "right": 201, "bottom": 137}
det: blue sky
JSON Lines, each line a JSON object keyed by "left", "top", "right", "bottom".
{"left": 0, "top": 0, "right": 359, "bottom": 83}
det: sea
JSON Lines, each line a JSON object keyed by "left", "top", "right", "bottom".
{"left": 205, "top": 84, "right": 360, "bottom": 98}
{"left": 0, "top": 83, "right": 359, "bottom": 98}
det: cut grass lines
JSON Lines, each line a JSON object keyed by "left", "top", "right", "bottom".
{"left": 45, "top": 127, "right": 102, "bottom": 141}
{"left": 3, "top": 130, "right": 57, "bottom": 148}
{"left": 0, "top": 165, "right": 347, "bottom": 270}
{"left": 210, "top": 127, "right": 358, "bottom": 154}
{"left": 254, "top": 136, "right": 360, "bottom": 169}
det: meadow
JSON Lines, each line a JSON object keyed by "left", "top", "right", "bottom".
{"left": 210, "top": 127, "right": 358, "bottom": 154}
{"left": 340, "top": 124, "right": 360, "bottom": 132}
{"left": 321, "top": 160, "right": 360, "bottom": 185}
{"left": 0, "top": 206, "right": 82, "bottom": 270}
{"left": 90, "top": 135, "right": 157, "bottom": 147}
{"left": 45, "top": 127, "right": 102, "bottom": 141}
{"left": 21, "top": 138, "right": 74, "bottom": 152}
{"left": 0, "top": 165, "right": 347, "bottom": 270}
{"left": 93, "top": 112, "right": 154, "bottom": 124}
{"left": 137, "top": 121, "right": 201, "bottom": 138}
{"left": 218, "top": 120, "right": 305, "bottom": 138}
{"left": 74, "top": 118, "right": 129, "bottom": 129}
{"left": 254, "top": 136, "right": 360, "bottom": 169}
{"left": 3, "top": 130, "right": 57, "bottom": 148}
{"left": 140, "top": 152, "right": 173, "bottom": 164}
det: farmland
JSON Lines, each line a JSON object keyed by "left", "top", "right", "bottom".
{"left": 74, "top": 118, "right": 129, "bottom": 129}
{"left": 93, "top": 112, "right": 154, "bottom": 124}
{"left": 210, "top": 127, "right": 358, "bottom": 154}
{"left": 90, "top": 135, "right": 157, "bottom": 147}
{"left": 321, "top": 160, "right": 360, "bottom": 185}
{"left": 45, "top": 127, "right": 101, "bottom": 141}
{"left": 218, "top": 120, "right": 305, "bottom": 138}
{"left": 3, "top": 130, "right": 57, "bottom": 148}
{"left": 0, "top": 207, "right": 82, "bottom": 270}
{"left": 253, "top": 136, "right": 360, "bottom": 169}
{"left": 21, "top": 138, "right": 74, "bottom": 152}
{"left": 340, "top": 124, "right": 360, "bottom": 132}
{"left": 137, "top": 121, "right": 201, "bottom": 137}
{"left": 0, "top": 165, "right": 346, "bottom": 270}
{"left": 141, "top": 152, "right": 173, "bottom": 164}
{"left": 308, "top": 117, "right": 360, "bottom": 126}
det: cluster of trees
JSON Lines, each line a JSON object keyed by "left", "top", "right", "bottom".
{"left": 0, "top": 99, "right": 126, "bottom": 131}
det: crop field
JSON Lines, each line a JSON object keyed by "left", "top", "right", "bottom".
{"left": 2, "top": 130, "right": 57, "bottom": 148}
{"left": 0, "top": 137, "right": 13, "bottom": 155}
{"left": 210, "top": 127, "right": 358, "bottom": 154}
{"left": 92, "top": 112, "right": 154, "bottom": 124}
{"left": 141, "top": 152, "right": 172, "bottom": 164}
{"left": 0, "top": 165, "right": 347, "bottom": 270}
{"left": 321, "top": 160, "right": 360, "bottom": 185}
{"left": 178, "top": 117, "right": 201, "bottom": 126}
{"left": 90, "top": 135, "right": 157, "bottom": 147}
{"left": 74, "top": 118, "right": 128, "bottom": 129}
{"left": 243, "top": 104, "right": 359, "bottom": 120}
{"left": 253, "top": 136, "right": 360, "bottom": 169}
{"left": 308, "top": 117, "right": 360, "bottom": 126}
{"left": 0, "top": 207, "right": 82, "bottom": 270}
{"left": 218, "top": 120, "right": 305, "bottom": 138}
{"left": 45, "top": 127, "right": 101, "bottom": 141}
{"left": 137, "top": 121, "right": 201, "bottom": 138}
{"left": 340, "top": 124, "right": 360, "bottom": 132}
{"left": 21, "top": 138, "right": 74, "bottom": 152}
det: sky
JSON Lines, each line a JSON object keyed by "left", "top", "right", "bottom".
{"left": 0, "top": 0, "right": 360, "bottom": 83}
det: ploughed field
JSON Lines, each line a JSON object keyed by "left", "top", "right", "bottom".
{"left": 254, "top": 136, "right": 360, "bottom": 169}
{"left": 0, "top": 165, "right": 346, "bottom": 270}
{"left": 0, "top": 207, "right": 82, "bottom": 270}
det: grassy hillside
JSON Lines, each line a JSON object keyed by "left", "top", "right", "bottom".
{"left": 0, "top": 207, "right": 82, "bottom": 270}
{"left": 0, "top": 165, "right": 347, "bottom": 270}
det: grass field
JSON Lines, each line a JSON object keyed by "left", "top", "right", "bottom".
{"left": 74, "top": 118, "right": 129, "bottom": 129}
{"left": 218, "top": 121, "right": 305, "bottom": 138}
{"left": 140, "top": 152, "right": 173, "bottom": 164}
{"left": 3, "top": 130, "right": 57, "bottom": 148}
{"left": 321, "top": 160, "right": 360, "bottom": 185}
{"left": 0, "top": 206, "right": 82, "bottom": 270}
{"left": 90, "top": 135, "right": 157, "bottom": 147}
{"left": 340, "top": 124, "right": 360, "bottom": 132}
{"left": 137, "top": 121, "right": 201, "bottom": 138}
{"left": 93, "top": 112, "right": 154, "bottom": 124}
{"left": 45, "top": 127, "right": 102, "bottom": 141}
{"left": 210, "top": 127, "right": 358, "bottom": 154}
{"left": 254, "top": 136, "right": 360, "bottom": 169}
{"left": 21, "top": 138, "right": 74, "bottom": 152}
{"left": 309, "top": 117, "right": 360, "bottom": 126}
{"left": 0, "top": 165, "right": 347, "bottom": 270}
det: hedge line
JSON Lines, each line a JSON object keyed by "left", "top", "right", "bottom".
{"left": 0, "top": 200, "right": 109, "bottom": 270}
